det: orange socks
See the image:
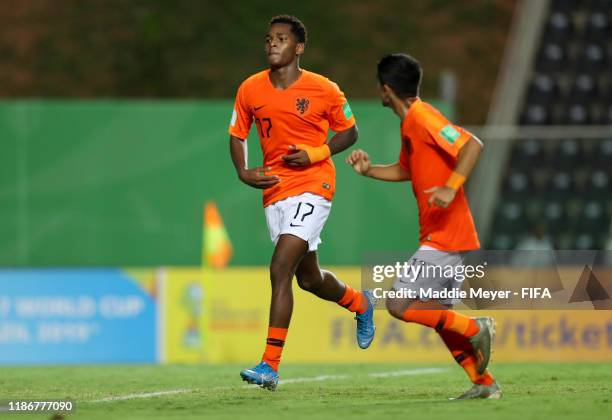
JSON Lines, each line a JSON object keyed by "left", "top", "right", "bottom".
{"left": 461, "top": 360, "right": 495, "bottom": 386}
{"left": 262, "top": 285, "right": 366, "bottom": 372}
{"left": 402, "top": 305, "right": 480, "bottom": 337}
{"left": 400, "top": 302, "right": 492, "bottom": 386}
{"left": 261, "top": 327, "right": 288, "bottom": 371}
{"left": 337, "top": 285, "right": 368, "bottom": 314}
{"left": 438, "top": 329, "right": 494, "bottom": 385}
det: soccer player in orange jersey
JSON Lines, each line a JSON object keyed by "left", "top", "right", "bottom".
{"left": 228, "top": 15, "right": 375, "bottom": 390}
{"left": 347, "top": 53, "right": 501, "bottom": 399}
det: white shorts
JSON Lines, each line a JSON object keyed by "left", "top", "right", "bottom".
{"left": 392, "top": 245, "right": 466, "bottom": 305}
{"left": 264, "top": 193, "right": 331, "bottom": 251}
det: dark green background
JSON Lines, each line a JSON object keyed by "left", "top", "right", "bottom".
{"left": 0, "top": 100, "right": 425, "bottom": 266}
{"left": 2, "top": 0, "right": 514, "bottom": 124}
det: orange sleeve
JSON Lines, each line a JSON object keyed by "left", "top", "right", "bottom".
{"left": 228, "top": 82, "right": 252, "bottom": 140}
{"left": 421, "top": 111, "right": 472, "bottom": 158}
{"left": 326, "top": 81, "right": 356, "bottom": 132}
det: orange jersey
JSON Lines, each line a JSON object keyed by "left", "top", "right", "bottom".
{"left": 399, "top": 98, "right": 481, "bottom": 251}
{"left": 229, "top": 69, "right": 356, "bottom": 207}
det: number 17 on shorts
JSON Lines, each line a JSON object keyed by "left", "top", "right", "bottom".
{"left": 264, "top": 192, "right": 331, "bottom": 251}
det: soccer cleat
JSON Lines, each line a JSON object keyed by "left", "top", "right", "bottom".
{"left": 452, "top": 381, "right": 503, "bottom": 400}
{"left": 469, "top": 316, "right": 496, "bottom": 375}
{"left": 240, "top": 361, "right": 279, "bottom": 391}
{"left": 355, "top": 290, "right": 376, "bottom": 349}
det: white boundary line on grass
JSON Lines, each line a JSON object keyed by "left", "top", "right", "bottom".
{"left": 369, "top": 367, "right": 447, "bottom": 378}
{"left": 91, "top": 389, "right": 192, "bottom": 402}
{"left": 278, "top": 374, "right": 348, "bottom": 385}
{"left": 276, "top": 367, "right": 448, "bottom": 386}
{"left": 90, "top": 367, "right": 448, "bottom": 403}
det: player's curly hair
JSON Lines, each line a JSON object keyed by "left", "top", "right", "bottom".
{"left": 269, "top": 14, "right": 307, "bottom": 44}
{"left": 377, "top": 53, "right": 422, "bottom": 98}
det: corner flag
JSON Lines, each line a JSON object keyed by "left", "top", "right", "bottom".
{"left": 202, "top": 201, "right": 233, "bottom": 268}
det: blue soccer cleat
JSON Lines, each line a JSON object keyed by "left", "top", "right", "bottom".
{"left": 355, "top": 290, "right": 376, "bottom": 349}
{"left": 240, "top": 361, "right": 279, "bottom": 391}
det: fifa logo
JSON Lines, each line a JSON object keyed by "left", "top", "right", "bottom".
{"left": 295, "top": 97, "right": 309, "bottom": 114}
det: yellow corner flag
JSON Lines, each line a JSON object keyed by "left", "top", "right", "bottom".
{"left": 202, "top": 201, "right": 233, "bottom": 268}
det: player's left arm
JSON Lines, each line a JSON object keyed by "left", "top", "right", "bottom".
{"left": 283, "top": 80, "right": 357, "bottom": 167}
{"left": 426, "top": 136, "right": 482, "bottom": 208}
{"left": 283, "top": 125, "right": 358, "bottom": 167}
{"left": 328, "top": 124, "right": 359, "bottom": 155}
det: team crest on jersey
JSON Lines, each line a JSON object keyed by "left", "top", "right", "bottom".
{"left": 295, "top": 97, "right": 310, "bottom": 114}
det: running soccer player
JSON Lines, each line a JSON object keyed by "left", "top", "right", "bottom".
{"left": 228, "top": 15, "right": 375, "bottom": 391}
{"left": 347, "top": 53, "right": 501, "bottom": 399}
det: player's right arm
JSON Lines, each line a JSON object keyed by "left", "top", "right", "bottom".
{"left": 346, "top": 149, "right": 411, "bottom": 182}
{"left": 228, "top": 81, "right": 279, "bottom": 189}
{"left": 228, "top": 82, "right": 280, "bottom": 189}
{"left": 229, "top": 136, "right": 280, "bottom": 189}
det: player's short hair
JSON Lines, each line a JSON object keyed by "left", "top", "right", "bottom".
{"left": 269, "top": 14, "right": 307, "bottom": 44}
{"left": 377, "top": 53, "right": 422, "bottom": 98}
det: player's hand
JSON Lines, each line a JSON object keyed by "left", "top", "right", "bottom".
{"left": 282, "top": 145, "right": 311, "bottom": 167}
{"left": 346, "top": 149, "right": 371, "bottom": 175}
{"left": 238, "top": 166, "right": 280, "bottom": 189}
{"left": 424, "top": 186, "right": 456, "bottom": 208}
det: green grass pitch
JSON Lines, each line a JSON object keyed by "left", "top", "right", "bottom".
{"left": 1, "top": 363, "right": 610, "bottom": 419}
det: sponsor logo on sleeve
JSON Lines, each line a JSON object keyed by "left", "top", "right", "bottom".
{"left": 342, "top": 102, "right": 353, "bottom": 120}
{"left": 440, "top": 124, "right": 460, "bottom": 144}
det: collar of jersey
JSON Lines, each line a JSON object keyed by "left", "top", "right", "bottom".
{"left": 265, "top": 68, "right": 306, "bottom": 92}
{"left": 401, "top": 97, "right": 424, "bottom": 130}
